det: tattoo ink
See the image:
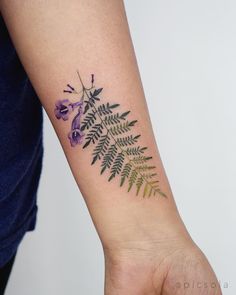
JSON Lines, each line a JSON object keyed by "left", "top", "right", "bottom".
{"left": 54, "top": 71, "right": 167, "bottom": 198}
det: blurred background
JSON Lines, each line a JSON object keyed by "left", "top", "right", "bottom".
{"left": 6, "top": 0, "right": 236, "bottom": 294}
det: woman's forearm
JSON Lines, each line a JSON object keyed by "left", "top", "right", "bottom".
{"left": 0, "top": 1, "right": 221, "bottom": 294}
{"left": 0, "top": 0, "right": 185, "bottom": 248}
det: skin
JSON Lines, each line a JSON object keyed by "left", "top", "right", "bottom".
{"left": 0, "top": 1, "right": 222, "bottom": 294}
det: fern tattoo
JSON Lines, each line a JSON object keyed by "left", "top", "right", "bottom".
{"left": 54, "top": 71, "right": 167, "bottom": 198}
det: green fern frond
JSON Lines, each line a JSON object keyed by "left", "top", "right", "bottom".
{"left": 135, "top": 165, "right": 156, "bottom": 172}
{"left": 83, "top": 90, "right": 101, "bottom": 114}
{"left": 143, "top": 182, "right": 150, "bottom": 198}
{"left": 108, "top": 152, "right": 125, "bottom": 181}
{"left": 109, "top": 120, "right": 137, "bottom": 136}
{"left": 100, "top": 144, "right": 118, "bottom": 174}
{"left": 136, "top": 177, "right": 144, "bottom": 196}
{"left": 142, "top": 172, "right": 157, "bottom": 179}
{"left": 81, "top": 110, "right": 97, "bottom": 131}
{"left": 83, "top": 100, "right": 94, "bottom": 114}
{"left": 91, "top": 134, "right": 110, "bottom": 165}
{"left": 154, "top": 188, "right": 167, "bottom": 198}
{"left": 97, "top": 103, "right": 119, "bottom": 116}
{"left": 75, "top": 73, "right": 167, "bottom": 198}
{"left": 120, "top": 162, "right": 132, "bottom": 187}
{"left": 125, "top": 146, "right": 147, "bottom": 156}
{"left": 149, "top": 180, "right": 159, "bottom": 185}
{"left": 104, "top": 111, "right": 130, "bottom": 126}
{"left": 91, "top": 88, "right": 103, "bottom": 98}
{"left": 116, "top": 135, "right": 140, "bottom": 147}
{"left": 128, "top": 169, "right": 138, "bottom": 192}
{"left": 82, "top": 123, "right": 104, "bottom": 148}
{"left": 104, "top": 113, "right": 120, "bottom": 125}
{"left": 130, "top": 155, "right": 152, "bottom": 164}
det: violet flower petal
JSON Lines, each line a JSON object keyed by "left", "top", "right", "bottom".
{"left": 72, "top": 112, "right": 81, "bottom": 129}
{"left": 68, "top": 129, "right": 84, "bottom": 147}
{"left": 54, "top": 99, "right": 73, "bottom": 120}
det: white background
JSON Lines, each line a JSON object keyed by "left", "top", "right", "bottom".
{"left": 6, "top": 0, "right": 236, "bottom": 294}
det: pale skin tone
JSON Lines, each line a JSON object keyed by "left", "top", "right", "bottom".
{"left": 0, "top": 1, "right": 222, "bottom": 294}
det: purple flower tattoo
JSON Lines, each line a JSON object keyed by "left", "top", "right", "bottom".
{"left": 54, "top": 99, "right": 73, "bottom": 121}
{"left": 68, "top": 105, "right": 84, "bottom": 147}
{"left": 54, "top": 83, "right": 85, "bottom": 146}
{"left": 54, "top": 99, "right": 83, "bottom": 121}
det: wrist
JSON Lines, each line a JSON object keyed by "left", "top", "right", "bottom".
{"left": 102, "top": 204, "right": 198, "bottom": 295}
{"left": 100, "top": 197, "right": 193, "bottom": 259}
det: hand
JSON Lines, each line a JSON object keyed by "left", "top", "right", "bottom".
{"left": 103, "top": 220, "right": 222, "bottom": 295}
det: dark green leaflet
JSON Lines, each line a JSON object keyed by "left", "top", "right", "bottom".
{"left": 97, "top": 103, "right": 119, "bottom": 115}
{"left": 116, "top": 135, "right": 141, "bottom": 147}
{"left": 81, "top": 110, "right": 97, "bottom": 131}
{"left": 120, "top": 162, "right": 132, "bottom": 187}
{"left": 83, "top": 88, "right": 103, "bottom": 114}
{"left": 144, "top": 172, "right": 158, "bottom": 179}
{"left": 128, "top": 169, "right": 138, "bottom": 192}
{"left": 104, "top": 111, "right": 130, "bottom": 125}
{"left": 136, "top": 177, "right": 144, "bottom": 196}
{"left": 109, "top": 120, "right": 137, "bottom": 136}
{"left": 66, "top": 72, "right": 167, "bottom": 198}
{"left": 91, "top": 134, "right": 110, "bottom": 165}
{"left": 100, "top": 144, "right": 118, "bottom": 174}
{"left": 135, "top": 165, "right": 156, "bottom": 172}
{"left": 125, "top": 146, "right": 147, "bottom": 156}
{"left": 82, "top": 123, "right": 104, "bottom": 148}
{"left": 130, "top": 155, "right": 152, "bottom": 164}
{"left": 108, "top": 152, "right": 125, "bottom": 181}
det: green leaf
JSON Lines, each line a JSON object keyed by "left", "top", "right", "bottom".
{"left": 154, "top": 189, "right": 167, "bottom": 198}
{"left": 103, "top": 111, "right": 131, "bottom": 125}
{"left": 91, "top": 134, "right": 110, "bottom": 165}
{"left": 128, "top": 170, "right": 138, "bottom": 192}
{"left": 110, "top": 103, "right": 120, "bottom": 109}
{"left": 120, "top": 162, "right": 132, "bottom": 187}
{"left": 129, "top": 120, "right": 137, "bottom": 127}
{"left": 97, "top": 103, "right": 120, "bottom": 116}
{"left": 81, "top": 110, "right": 97, "bottom": 131}
{"left": 93, "top": 88, "right": 103, "bottom": 96}
{"left": 136, "top": 177, "right": 144, "bottom": 196}
{"left": 100, "top": 144, "right": 118, "bottom": 174}
{"left": 83, "top": 103, "right": 90, "bottom": 114}
{"left": 130, "top": 155, "right": 152, "bottom": 164}
{"left": 104, "top": 113, "right": 121, "bottom": 125}
{"left": 82, "top": 139, "right": 91, "bottom": 149}
{"left": 143, "top": 172, "right": 157, "bottom": 179}
{"left": 125, "top": 146, "right": 147, "bottom": 156}
{"left": 143, "top": 183, "right": 149, "bottom": 198}
{"left": 116, "top": 135, "right": 141, "bottom": 147}
{"left": 83, "top": 94, "right": 98, "bottom": 114}
{"left": 149, "top": 180, "right": 159, "bottom": 185}
{"left": 120, "top": 111, "right": 130, "bottom": 120}
{"left": 135, "top": 165, "right": 156, "bottom": 172}
{"left": 108, "top": 152, "right": 125, "bottom": 181}
{"left": 82, "top": 123, "right": 104, "bottom": 148}
{"left": 109, "top": 121, "right": 137, "bottom": 136}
